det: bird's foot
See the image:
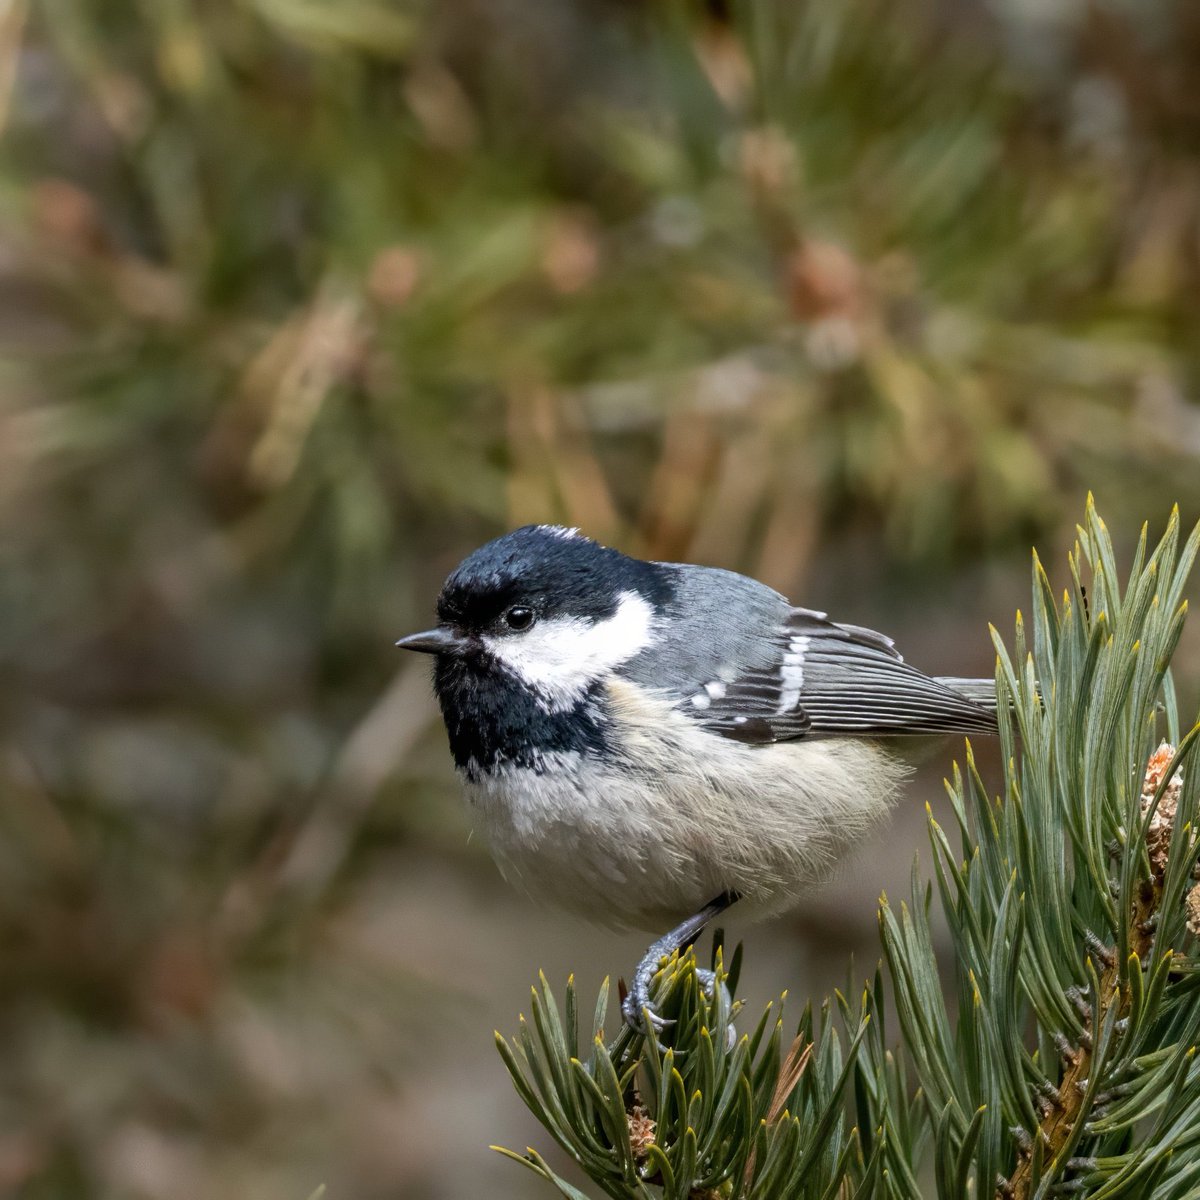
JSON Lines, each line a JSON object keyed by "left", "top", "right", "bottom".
{"left": 621, "top": 959, "right": 736, "bottom": 1050}
{"left": 620, "top": 891, "right": 740, "bottom": 1038}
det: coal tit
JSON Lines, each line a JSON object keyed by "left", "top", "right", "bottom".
{"left": 398, "top": 524, "right": 997, "bottom": 1027}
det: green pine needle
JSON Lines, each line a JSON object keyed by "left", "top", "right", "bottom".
{"left": 496, "top": 503, "right": 1200, "bottom": 1199}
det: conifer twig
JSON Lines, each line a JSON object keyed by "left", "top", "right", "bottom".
{"left": 1006, "top": 739, "right": 1190, "bottom": 1198}
{"left": 1003, "top": 889, "right": 1158, "bottom": 1199}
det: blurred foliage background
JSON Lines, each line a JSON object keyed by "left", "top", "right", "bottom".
{"left": 2, "top": 0, "right": 1200, "bottom": 1196}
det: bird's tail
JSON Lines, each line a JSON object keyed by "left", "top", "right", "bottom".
{"left": 935, "top": 677, "right": 998, "bottom": 711}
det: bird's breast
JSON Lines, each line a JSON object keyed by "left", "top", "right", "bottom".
{"left": 459, "top": 676, "right": 911, "bottom": 929}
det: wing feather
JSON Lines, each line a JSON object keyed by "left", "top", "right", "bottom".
{"left": 685, "top": 607, "right": 995, "bottom": 743}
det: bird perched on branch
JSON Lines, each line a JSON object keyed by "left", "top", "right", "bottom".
{"left": 398, "top": 525, "right": 997, "bottom": 1028}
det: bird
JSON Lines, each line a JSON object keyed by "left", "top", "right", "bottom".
{"left": 397, "top": 524, "right": 997, "bottom": 1028}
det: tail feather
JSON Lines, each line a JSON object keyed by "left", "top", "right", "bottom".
{"left": 935, "top": 677, "right": 998, "bottom": 711}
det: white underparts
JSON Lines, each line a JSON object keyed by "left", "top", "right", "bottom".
{"left": 777, "top": 634, "right": 810, "bottom": 713}
{"left": 482, "top": 590, "right": 654, "bottom": 710}
{"left": 464, "top": 679, "right": 910, "bottom": 929}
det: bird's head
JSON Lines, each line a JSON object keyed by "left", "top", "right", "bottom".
{"left": 397, "top": 525, "right": 673, "bottom": 712}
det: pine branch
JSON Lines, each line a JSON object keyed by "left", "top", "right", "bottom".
{"left": 492, "top": 945, "right": 899, "bottom": 1200}
{"left": 878, "top": 499, "right": 1200, "bottom": 1199}
{"left": 495, "top": 501, "right": 1200, "bottom": 1199}
{"left": 1002, "top": 888, "right": 1155, "bottom": 1200}
{"left": 1003, "top": 735, "right": 1200, "bottom": 1199}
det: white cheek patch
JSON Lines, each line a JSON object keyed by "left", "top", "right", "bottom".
{"left": 483, "top": 591, "right": 655, "bottom": 710}
{"left": 777, "top": 634, "right": 810, "bottom": 713}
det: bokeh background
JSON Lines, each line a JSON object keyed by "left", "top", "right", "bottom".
{"left": 3, "top": 1, "right": 1200, "bottom": 1196}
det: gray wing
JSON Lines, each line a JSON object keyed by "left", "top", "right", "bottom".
{"left": 685, "top": 607, "right": 997, "bottom": 745}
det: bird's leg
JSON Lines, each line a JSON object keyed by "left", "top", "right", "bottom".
{"left": 622, "top": 890, "right": 740, "bottom": 1031}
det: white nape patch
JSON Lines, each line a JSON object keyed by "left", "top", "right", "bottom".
{"left": 483, "top": 590, "right": 654, "bottom": 710}
{"left": 777, "top": 634, "right": 811, "bottom": 714}
{"left": 538, "top": 524, "right": 583, "bottom": 540}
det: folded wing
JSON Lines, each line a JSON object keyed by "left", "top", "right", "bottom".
{"left": 686, "top": 607, "right": 996, "bottom": 745}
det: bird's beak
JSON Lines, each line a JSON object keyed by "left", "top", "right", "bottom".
{"left": 395, "top": 626, "right": 471, "bottom": 656}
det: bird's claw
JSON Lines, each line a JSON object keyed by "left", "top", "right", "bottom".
{"left": 622, "top": 958, "right": 675, "bottom": 1031}
{"left": 621, "top": 962, "right": 730, "bottom": 1046}
{"left": 620, "top": 892, "right": 741, "bottom": 1040}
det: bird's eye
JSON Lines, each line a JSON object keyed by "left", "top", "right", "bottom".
{"left": 504, "top": 606, "right": 535, "bottom": 631}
